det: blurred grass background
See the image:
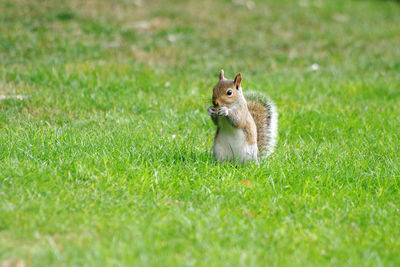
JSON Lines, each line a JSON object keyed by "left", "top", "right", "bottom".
{"left": 1, "top": 0, "right": 400, "bottom": 266}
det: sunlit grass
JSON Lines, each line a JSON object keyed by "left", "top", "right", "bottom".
{"left": 1, "top": 0, "right": 400, "bottom": 266}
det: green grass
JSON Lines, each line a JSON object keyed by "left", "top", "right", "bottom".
{"left": 1, "top": 0, "right": 400, "bottom": 266}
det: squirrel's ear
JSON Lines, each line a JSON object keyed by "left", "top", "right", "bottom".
{"left": 219, "top": 69, "right": 225, "bottom": 80}
{"left": 234, "top": 73, "right": 242, "bottom": 89}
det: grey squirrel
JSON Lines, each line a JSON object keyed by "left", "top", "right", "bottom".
{"left": 208, "top": 70, "right": 278, "bottom": 162}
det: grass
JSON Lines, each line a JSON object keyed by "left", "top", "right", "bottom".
{"left": 1, "top": 0, "right": 400, "bottom": 266}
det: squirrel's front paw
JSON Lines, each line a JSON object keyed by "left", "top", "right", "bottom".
{"left": 208, "top": 106, "right": 217, "bottom": 117}
{"left": 217, "top": 106, "right": 229, "bottom": 116}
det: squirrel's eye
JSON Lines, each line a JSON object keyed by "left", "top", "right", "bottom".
{"left": 227, "top": 89, "right": 233, "bottom": 96}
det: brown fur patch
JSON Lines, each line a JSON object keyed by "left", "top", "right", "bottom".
{"left": 242, "top": 110, "right": 257, "bottom": 145}
{"left": 247, "top": 100, "right": 268, "bottom": 154}
{"left": 243, "top": 123, "right": 257, "bottom": 144}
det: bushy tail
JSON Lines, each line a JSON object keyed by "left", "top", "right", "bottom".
{"left": 245, "top": 91, "right": 278, "bottom": 157}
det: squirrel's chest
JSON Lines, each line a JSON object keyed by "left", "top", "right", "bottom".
{"left": 213, "top": 118, "right": 257, "bottom": 162}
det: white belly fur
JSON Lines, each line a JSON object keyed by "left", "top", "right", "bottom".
{"left": 213, "top": 118, "right": 258, "bottom": 162}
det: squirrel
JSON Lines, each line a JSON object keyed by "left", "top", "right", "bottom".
{"left": 207, "top": 70, "right": 278, "bottom": 163}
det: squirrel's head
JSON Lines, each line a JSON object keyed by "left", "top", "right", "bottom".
{"left": 212, "top": 70, "right": 243, "bottom": 107}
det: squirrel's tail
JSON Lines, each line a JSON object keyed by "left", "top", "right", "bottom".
{"left": 245, "top": 91, "right": 278, "bottom": 157}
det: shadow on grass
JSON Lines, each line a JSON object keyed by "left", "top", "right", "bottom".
{"left": 166, "top": 148, "right": 260, "bottom": 171}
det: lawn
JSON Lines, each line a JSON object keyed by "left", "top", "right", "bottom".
{"left": 1, "top": 0, "right": 400, "bottom": 266}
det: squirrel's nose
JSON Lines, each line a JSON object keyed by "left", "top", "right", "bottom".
{"left": 213, "top": 98, "right": 219, "bottom": 107}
